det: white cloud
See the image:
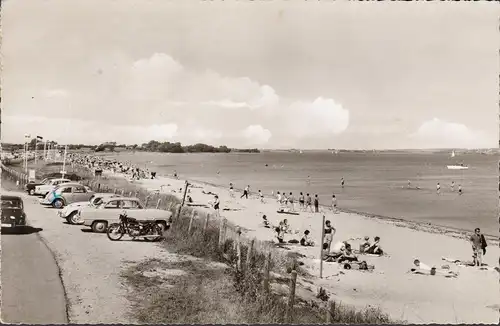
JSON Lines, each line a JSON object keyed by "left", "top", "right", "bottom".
{"left": 410, "top": 118, "right": 489, "bottom": 149}
{"left": 241, "top": 125, "right": 272, "bottom": 145}
{"left": 287, "top": 97, "right": 350, "bottom": 137}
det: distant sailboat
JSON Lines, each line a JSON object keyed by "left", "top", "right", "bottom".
{"left": 447, "top": 150, "right": 469, "bottom": 170}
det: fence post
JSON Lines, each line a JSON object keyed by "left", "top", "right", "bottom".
{"left": 188, "top": 210, "right": 196, "bottom": 234}
{"left": 263, "top": 251, "right": 271, "bottom": 293}
{"left": 246, "top": 238, "right": 255, "bottom": 269}
{"left": 218, "top": 218, "right": 227, "bottom": 247}
{"left": 285, "top": 269, "right": 298, "bottom": 323}
{"left": 134, "top": 190, "right": 139, "bottom": 198}
{"left": 156, "top": 199, "right": 161, "bottom": 209}
{"left": 121, "top": 189, "right": 125, "bottom": 196}
{"left": 203, "top": 213, "right": 211, "bottom": 235}
{"left": 236, "top": 227, "right": 242, "bottom": 271}
{"left": 320, "top": 214, "right": 326, "bottom": 278}
{"left": 114, "top": 188, "right": 117, "bottom": 194}
{"left": 97, "top": 183, "right": 101, "bottom": 192}
{"left": 326, "top": 301, "right": 335, "bottom": 323}
{"left": 145, "top": 195, "right": 150, "bottom": 207}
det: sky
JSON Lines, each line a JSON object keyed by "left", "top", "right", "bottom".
{"left": 1, "top": 0, "right": 499, "bottom": 149}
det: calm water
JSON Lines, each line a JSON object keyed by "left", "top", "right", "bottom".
{"left": 99, "top": 151, "right": 498, "bottom": 235}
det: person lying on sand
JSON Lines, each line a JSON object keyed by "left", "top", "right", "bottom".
{"left": 186, "top": 195, "right": 193, "bottom": 203}
{"left": 300, "top": 230, "right": 315, "bottom": 246}
{"left": 359, "top": 236, "right": 371, "bottom": 253}
{"left": 343, "top": 260, "right": 374, "bottom": 271}
{"left": 410, "top": 259, "right": 459, "bottom": 278}
{"left": 322, "top": 243, "right": 342, "bottom": 262}
{"left": 365, "top": 236, "right": 384, "bottom": 255}
{"left": 259, "top": 190, "right": 265, "bottom": 203}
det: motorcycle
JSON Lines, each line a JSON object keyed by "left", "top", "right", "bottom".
{"left": 107, "top": 213, "right": 163, "bottom": 242}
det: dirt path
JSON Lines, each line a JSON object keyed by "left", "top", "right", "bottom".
{"left": 6, "top": 189, "right": 175, "bottom": 323}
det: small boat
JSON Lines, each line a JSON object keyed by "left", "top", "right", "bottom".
{"left": 447, "top": 165, "right": 469, "bottom": 170}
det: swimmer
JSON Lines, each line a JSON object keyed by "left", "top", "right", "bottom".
{"left": 341, "top": 177, "right": 345, "bottom": 188}
{"left": 229, "top": 183, "right": 235, "bottom": 197}
{"left": 451, "top": 181, "right": 455, "bottom": 192}
{"left": 436, "top": 182, "right": 441, "bottom": 195}
{"left": 458, "top": 184, "right": 462, "bottom": 195}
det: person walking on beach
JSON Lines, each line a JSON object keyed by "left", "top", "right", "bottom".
{"left": 331, "top": 194, "right": 338, "bottom": 213}
{"left": 341, "top": 177, "right": 345, "bottom": 188}
{"left": 306, "top": 193, "right": 313, "bottom": 212}
{"left": 259, "top": 190, "right": 265, "bottom": 203}
{"left": 288, "top": 192, "right": 295, "bottom": 211}
{"left": 407, "top": 180, "right": 411, "bottom": 188}
{"left": 469, "top": 228, "right": 487, "bottom": 266}
{"left": 451, "top": 181, "right": 455, "bottom": 192}
{"left": 241, "top": 185, "right": 250, "bottom": 199}
{"left": 299, "top": 192, "right": 305, "bottom": 211}
{"left": 212, "top": 195, "right": 221, "bottom": 218}
{"left": 314, "top": 194, "right": 319, "bottom": 213}
{"left": 229, "top": 183, "right": 235, "bottom": 198}
{"left": 276, "top": 191, "right": 282, "bottom": 204}
{"left": 436, "top": 182, "right": 441, "bottom": 195}
{"left": 324, "top": 219, "right": 336, "bottom": 251}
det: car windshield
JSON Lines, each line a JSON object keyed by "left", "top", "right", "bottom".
{"left": 2, "top": 199, "right": 22, "bottom": 209}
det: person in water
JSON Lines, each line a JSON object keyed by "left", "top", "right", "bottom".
{"left": 436, "top": 182, "right": 441, "bottom": 195}
{"left": 341, "top": 177, "right": 345, "bottom": 188}
{"left": 229, "top": 183, "right": 235, "bottom": 197}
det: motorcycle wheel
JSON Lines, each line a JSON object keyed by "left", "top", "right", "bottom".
{"left": 144, "top": 224, "right": 162, "bottom": 242}
{"left": 107, "top": 223, "right": 124, "bottom": 241}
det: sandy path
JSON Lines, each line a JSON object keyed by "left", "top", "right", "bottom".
{"left": 131, "top": 173, "right": 499, "bottom": 324}
{"left": 12, "top": 190, "right": 176, "bottom": 324}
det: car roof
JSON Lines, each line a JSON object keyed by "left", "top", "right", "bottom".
{"left": 1, "top": 195, "right": 23, "bottom": 201}
{"left": 94, "top": 193, "right": 121, "bottom": 197}
{"left": 56, "top": 182, "right": 86, "bottom": 188}
{"left": 104, "top": 197, "right": 140, "bottom": 202}
{"left": 52, "top": 178, "right": 72, "bottom": 182}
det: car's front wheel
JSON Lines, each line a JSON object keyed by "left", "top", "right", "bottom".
{"left": 28, "top": 189, "right": 35, "bottom": 196}
{"left": 91, "top": 221, "right": 108, "bottom": 233}
{"left": 52, "top": 199, "right": 64, "bottom": 209}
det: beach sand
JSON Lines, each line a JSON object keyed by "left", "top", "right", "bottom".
{"left": 100, "top": 170, "right": 500, "bottom": 324}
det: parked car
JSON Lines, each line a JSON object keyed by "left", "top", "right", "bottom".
{"left": 34, "top": 178, "right": 72, "bottom": 196}
{"left": 39, "top": 183, "right": 94, "bottom": 209}
{"left": 58, "top": 193, "right": 122, "bottom": 224}
{"left": 1, "top": 195, "right": 26, "bottom": 228}
{"left": 80, "top": 197, "right": 172, "bottom": 233}
{"left": 25, "top": 177, "right": 56, "bottom": 195}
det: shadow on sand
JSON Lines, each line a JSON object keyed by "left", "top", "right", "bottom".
{"left": 1, "top": 225, "right": 43, "bottom": 235}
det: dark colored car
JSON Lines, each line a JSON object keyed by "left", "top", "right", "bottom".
{"left": 25, "top": 177, "right": 57, "bottom": 196}
{"left": 1, "top": 195, "right": 26, "bottom": 227}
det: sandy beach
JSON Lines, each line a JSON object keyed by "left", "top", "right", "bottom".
{"left": 99, "top": 168, "right": 499, "bottom": 324}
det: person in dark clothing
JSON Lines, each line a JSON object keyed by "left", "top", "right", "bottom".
{"left": 240, "top": 185, "right": 250, "bottom": 199}
{"left": 314, "top": 194, "right": 319, "bottom": 213}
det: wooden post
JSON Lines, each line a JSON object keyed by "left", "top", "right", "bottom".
{"left": 134, "top": 190, "right": 139, "bottom": 198}
{"left": 188, "top": 210, "right": 196, "bottom": 234}
{"left": 246, "top": 238, "right": 255, "bottom": 269}
{"left": 203, "top": 213, "right": 211, "bottom": 235}
{"left": 326, "top": 301, "right": 335, "bottom": 323}
{"left": 97, "top": 183, "right": 101, "bottom": 192}
{"left": 114, "top": 188, "right": 117, "bottom": 194}
{"left": 156, "top": 199, "right": 162, "bottom": 209}
{"left": 236, "top": 227, "right": 242, "bottom": 271}
{"left": 320, "top": 214, "right": 326, "bottom": 278}
{"left": 121, "top": 189, "right": 125, "bottom": 196}
{"left": 175, "top": 181, "right": 189, "bottom": 221}
{"left": 129, "top": 191, "right": 132, "bottom": 197}
{"left": 286, "top": 269, "right": 298, "bottom": 323}
{"left": 263, "top": 251, "right": 271, "bottom": 293}
{"left": 218, "top": 218, "right": 227, "bottom": 247}
{"left": 145, "top": 196, "right": 150, "bottom": 207}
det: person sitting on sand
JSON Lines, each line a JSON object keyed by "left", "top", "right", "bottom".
{"left": 322, "top": 243, "right": 339, "bottom": 262}
{"left": 359, "top": 236, "right": 371, "bottom": 253}
{"left": 300, "top": 230, "right": 314, "bottom": 246}
{"left": 275, "top": 226, "right": 285, "bottom": 243}
{"left": 261, "top": 215, "right": 271, "bottom": 228}
{"left": 279, "top": 219, "right": 290, "bottom": 234}
{"left": 338, "top": 244, "right": 359, "bottom": 263}
{"left": 366, "top": 236, "right": 383, "bottom": 255}
{"left": 212, "top": 195, "right": 220, "bottom": 218}
{"left": 186, "top": 195, "right": 193, "bottom": 203}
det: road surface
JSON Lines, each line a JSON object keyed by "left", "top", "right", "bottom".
{"left": 1, "top": 191, "right": 68, "bottom": 323}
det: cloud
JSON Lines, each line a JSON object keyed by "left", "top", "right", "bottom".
{"left": 410, "top": 118, "right": 489, "bottom": 148}
{"left": 241, "top": 125, "right": 272, "bottom": 145}
{"left": 286, "top": 97, "right": 350, "bottom": 137}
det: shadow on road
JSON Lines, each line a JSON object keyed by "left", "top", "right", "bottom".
{"left": 1, "top": 226, "right": 43, "bottom": 235}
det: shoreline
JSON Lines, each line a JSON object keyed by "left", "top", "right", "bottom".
{"left": 139, "top": 172, "right": 499, "bottom": 242}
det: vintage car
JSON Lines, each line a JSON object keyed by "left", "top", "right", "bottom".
{"left": 58, "top": 193, "right": 122, "bottom": 224}
{"left": 25, "top": 177, "right": 56, "bottom": 195}
{"left": 1, "top": 195, "right": 27, "bottom": 228}
{"left": 39, "top": 183, "right": 94, "bottom": 209}
{"left": 79, "top": 197, "right": 172, "bottom": 233}
{"left": 34, "top": 178, "right": 72, "bottom": 196}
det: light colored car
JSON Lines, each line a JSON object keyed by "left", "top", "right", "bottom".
{"left": 58, "top": 193, "right": 122, "bottom": 224}
{"left": 34, "top": 178, "right": 72, "bottom": 196}
{"left": 80, "top": 197, "right": 172, "bottom": 233}
{"left": 39, "top": 183, "right": 94, "bottom": 209}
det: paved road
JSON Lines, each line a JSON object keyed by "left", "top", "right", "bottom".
{"left": 1, "top": 190, "right": 68, "bottom": 324}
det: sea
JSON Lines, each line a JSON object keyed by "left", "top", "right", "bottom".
{"left": 98, "top": 150, "right": 498, "bottom": 236}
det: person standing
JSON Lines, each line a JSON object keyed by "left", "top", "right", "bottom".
{"left": 299, "top": 192, "right": 305, "bottom": 211}
{"left": 314, "top": 194, "right": 319, "bottom": 213}
{"left": 306, "top": 193, "right": 313, "bottom": 212}
{"left": 436, "top": 182, "right": 441, "bottom": 195}
{"left": 240, "top": 185, "right": 250, "bottom": 199}
{"left": 323, "top": 219, "right": 336, "bottom": 251}
{"left": 331, "top": 194, "right": 338, "bottom": 213}
{"left": 288, "top": 192, "right": 295, "bottom": 212}
{"left": 458, "top": 184, "right": 462, "bottom": 195}
{"left": 469, "top": 228, "right": 487, "bottom": 266}
{"left": 229, "top": 183, "right": 235, "bottom": 197}
{"left": 212, "top": 195, "right": 221, "bottom": 218}
{"left": 341, "top": 177, "right": 345, "bottom": 188}
{"left": 451, "top": 181, "right": 455, "bottom": 192}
